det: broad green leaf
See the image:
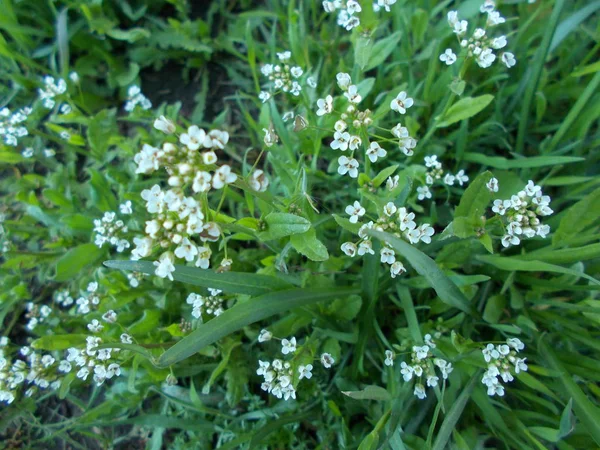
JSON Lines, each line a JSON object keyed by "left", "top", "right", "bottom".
{"left": 106, "top": 27, "right": 151, "bottom": 42}
{"left": 517, "top": 243, "right": 600, "bottom": 265}
{"left": 342, "top": 385, "right": 391, "bottom": 401}
{"left": 478, "top": 255, "right": 600, "bottom": 286}
{"left": 462, "top": 153, "right": 584, "bottom": 169}
{"left": 431, "top": 371, "right": 479, "bottom": 450}
{"left": 368, "top": 230, "right": 474, "bottom": 315}
{"left": 157, "top": 287, "right": 359, "bottom": 366}
{"left": 365, "top": 31, "right": 402, "bottom": 71}
{"left": 87, "top": 109, "right": 117, "bottom": 159}
{"left": 553, "top": 187, "right": 600, "bottom": 245}
{"left": 437, "top": 95, "right": 494, "bottom": 127}
{"left": 372, "top": 164, "right": 399, "bottom": 188}
{"left": 290, "top": 228, "right": 329, "bottom": 261}
{"left": 332, "top": 214, "right": 361, "bottom": 234}
{"left": 55, "top": 244, "right": 106, "bottom": 281}
{"left": 483, "top": 295, "right": 505, "bottom": 324}
{"left": 559, "top": 398, "right": 575, "bottom": 439}
{"left": 454, "top": 171, "right": 493, "bottom": 218}
{"left": 258, "top": 212, "right": 310, "bottom": 240}
{"left": 103, "top": 260, "right": 293, "bottom": 295}
{"left": 116, "top": 414, "right": 214, "bottom": 432}
{"left": 32, "top": 334, "right": 87, "bottom": 350}
{"left": 540, "top": 340, "right": 600, "bottom": 446}
{"left": 355, "top": 35, "right": 372, "bottom": 70}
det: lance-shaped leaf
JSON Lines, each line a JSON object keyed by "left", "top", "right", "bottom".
{"left": 157, "top": 287, "right": 359, "bottom": 367}
{"left": 368, "top": 230, "right": 474, "bottom": 315}
{"left": 104, "top": 260, "right": 292, "bottom": 296}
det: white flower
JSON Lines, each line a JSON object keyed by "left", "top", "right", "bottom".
{"left": 487, "top": 11, "right": 505, "bottom": 26}
{"left": 414, "top": 345, "right": 429, "bottom": 360}
{"left": 482, "top": 343, "right": 500, "bottom": 362}
{"left": 153, "top": 116, "right": 176, "bottom": 134}
{"left": 77, "top": 367, "right": 90, "bottom": 381}
{"left": 298, "top": 364, "right": 313, "bottom": 380}
{"left": 447, "top": 10, "right": 458, "bottom": 27}
{"left": 366, "top": 142, "right": 387, "bottom": 162}
{"left": 390, "top": 261, "right": 406, "bottom": 278}
{"left": 212, "top": 165, "right": 238, "bottom": 189}
{"left": 321, "top": 353, "right": 335, "bottom": 368}
{"left": 331, "top": 131, "right": 350, "bottom": 151}
{"left": 434, "top": 359, "right": 454, "bottom": 379}
{"left": 87, "top": 319, "right": 104, "bottom": 333}
{"left": 277, "top": 51, "right": 291, "bottom": 62}
{"left": 454, "top": 170, "right": 469, "bottom": 186}
{"left": 383, "top": 202, "right": 397, "bottom": 217}
{"left": 345, "top": 201, "right": 366, "bottom": 223}
{"left": 400, "top": 362, "right": 413, "bottom": 381}
{"left": 281, "top": 337, "right": 297, "bottom": 355}
{"left": 390, "top": 91, "right": 414, "bottom": 114}
{"left": 377, "top": 0, "right": 397, "bottom": 12}
{"left": 384, "top": 350, "right": 394, "bottom": 366}
{"left": 195, "top": 246, "right": 212, "bottom": 269}
{"left": 249, "top": 170, "right": 270, "bottom": 192}
{"left": 477, "top": 48, "right": 496, "bottom": 68}
{"left": 358, "top": 240, "right": 374, "bottom": 256}
{"left": 344, "top": 85, "right": 362, "bottom": 104}
{"left": 341, "top": 242, "right": 357, "bottom": 257}
{"left": 316, "top": 96, "right": 333, "bottom": 117}
{"left": 337, "top": 156, "right": 359, "bottom": 178}
{"left": 154, "top": 253, "right": 176, "bottom": 280}
{"left": 386, "top": 175, "right": 399, "bottom": 191}
{"left": 347, "top": 0, "right": 361, "bottom": 13}
{"left": 121, "top": 333, "right": 133, "bottom": 344}
{"left": 259, "top": 91, "right": 271, "bottom": 103}
{"left": 380, "top": 247, "right": 395, "bottom": 264}
{"left": 486, "top": 177, "right": 499, "bottom": 193}
{"left": 514, "top": 357, "right": 528, "bottom": 373}
{"left": 501, "top": 52, "right": 516, "bottom": 68}
{"left": 424, "top": 155, "right": 438, "bottom": 168}
{"left": 263, "top": 127, "right": 278, "bottom": 147}
{"left": 141, "top": 184, "right": 164, "bottom": 214}
{"left": 453, "top": 20, "right": 468, "bottom": 36}
{"left": 473, "top": 28, "right": 486, "bottom": 40}
{"left": 258, "top": 329, "right": 272, "bottom": 343}
{"left": 349, "top": 135, "right": 362, "bottom": 151}
{"left": 58, "top": 360, "right": 72, "bottom": 373}
{"left": 480, "top": 0, "right": 496, "bottom": 13}
{"left": 491, "top": 36, "right": 507, "bottom": 50}
{"left": 336, "top": 72, "right": 351, "bottom": 90}
{"left": 307, "top": 77, "right": 317, "bottom": 88}
{"left": 427, "top": 375, "right": 439, "bottom": 387}
{"left": 501, "top": 233, "right": 520, "bottom": 248}
{"left": 102, "top": 310, "right": 117, "bottom": 323}
{"left": 290, "top": 66, "right": 303, "bottom": 78}
{"left": 175, "top": 238, "right": 199, "bottom": 262}
{"left": 398, "top": 207, "right": 416, "bottom": 231}
{"left": 439, "top": 48, "right": 457, "bottom": 65}
{"left": 180, "top": 125, "right": 206, "bottom": 151}
{"left": 416, "top": 186, "right": 432, "bottom": 201}
{"left": 119, "top": 201, "right": 132, "bottom": 215}
{"left": 444, "top": 173, "right": 455, "bottom": 186}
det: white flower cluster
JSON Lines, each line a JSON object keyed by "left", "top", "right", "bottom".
{"left": 259, "top": 51, "right": 308, "bottom": 101}
{"left": 0, "top": 106, "right": 31, "bottom": 146}
{"left": 54, "top": 289, "right": 74, "bottom": 307}
{"left": 186, "top": 288, "right": 225, "bottom": 320}
{"left": 24, "top": 302, "right": 52, "bottom": 331}
{"left": 124, "top": 85, "right": 152, "bottom": 112}
{"left": 446, "top": 1, "right": 516, "bottom": 69}
{"left": 341, "top": 201, "right": 434, "bottom": 278}
{"left": 93, "top": 208, "right": 131, "bottom": 253}
{"left": 322, "top": 0, "right": 362, "bottom": 31}
{"left": 491, "top": 180, "right": 552, "bottom": 247}
{"left": 481, "top": 338, "right": 527, "bottom": 396}
{"left": 0, "top": 339, "right": 63, "bottom": 404}
{"left": 417, "top": 155, "right": 469, "bottom": 201}
{"left": 130, "top": 184, "right": 216, "bottom": 280}
{"left": 38, "top": 75, "right": 67, "bottom": 109}
{"left": 74, "top": 282, "right": 102, "bottom": 315}
{"left": 63, "top": 337, "right": 122, "bottom": 386}
{"left": 384, "top": 334, "right": 453, "bottom": 400}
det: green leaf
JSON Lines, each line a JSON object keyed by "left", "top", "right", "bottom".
{"left": 258, "top": 212, "right": 311, "bottom": 240}
{"left": 368, "top": 230, "right": 474, "bottom": 315}
{"left": 32, "top": 334, "right": 87, "bottom": 350}
{"left": 478, "top": 255, "right": 600, "bottom": 286}
{"left": 290, "top": 228, "right": 329, "bottom": 261}
{"left": 431, "top": 371, "right": 479, "bottom": 450}
{"left": 157, "top": 287, "right": 359, "bottom": 367}
{"left": 372, "top": 165, "right": 399, "bottom": 188}
{"left": 87, "top": 109, "right": 117, "bottom": 159}
{"left": 103, "top": 260, "right": 293, "bottom": 296}
{"left": 55, "top": 244, "right": 106, "bottom": 281}
{"left": 437, "top": 95, "right": 494, "bottom": 127}
{"left": 342, "top": 385, "right": 391, "bottom": 402}
{"left": 332, "top": 214, "right": 361, "bottom": 234}
{"left": 539, "top": 340, "right": 600, "bottom": 446}
{"left": 463, "top": 153, "right": 585, "bottom": 169}
{"left": 365, "top": 31, "right": 402, "bottom": 71}
{"left": 553, "top": 187, "right": 600, "bottom": 245}
{"left": 559, "top": 398, "right": 575, "bottom": 439}
{"left": 355, "top": 35, "right": 372, "bottom": 70}
{"left": 454, "top": 171, "right": 493, "bottom": 218}
{"left": 106, "top": 27, "right": 151, "bottom": 42}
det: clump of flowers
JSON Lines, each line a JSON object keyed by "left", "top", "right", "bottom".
{"left": 124, "top": 85, "right": 152, "bottom": 112}
{"left": 54, "top": 289, "right": 74, "bottom": 307}
{"left": 491, "top": 180, "right": 552, "bottom": 247}
{"left": 341, "top": 201, "right": 434, "bottom": 278}
{"left": 73, "top": 282, "right": 103, "bottom": 315}
{"left": 63, "top": 336, "right": 122, "bottom": 386}
{"left": 186, "top": 288, "right": 226, "bottom": 320}
{"left": 384, "top": 334, "right": 453, "bottom": 400}
{"left": 256, "top": 334, "right": 334, "bottom": 401}
{"left": 259, "top": 51, "right": 310, "bottom": 102}
{"left": 323, "top": 0, "right": 398, "bottom": 31}
{"left": 93, "top": 204, "right": 132, "bottom": 253}
{"left": 417, "top": 155, "right": 469, "bottom": 201}
{"left": 38, "top": 75, "right": 67, "bottom": 109}
{"left": 0, "top": 106, "right": 31, "bottom": 146}
{"left": 445, "top": 1, "right": 516, "bottom": 69}
{"left": 481, "top": 338, "right": 527, "bottom": 396}
{"left": 24, "top": 302, "right": 52, "bottom": 331}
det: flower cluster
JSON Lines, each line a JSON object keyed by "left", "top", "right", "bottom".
{"left": 0, "top": 339, "right": 63, "bottom": 404}
{"left": 54, "top": 289, "right": 74, "bottom": 307}
{"left": 259, "top": 51, "right": 311, "bottom": 102}
{"left": 73, "top": 282, "right": 103, "bottom": 315}
{"left": 24, "top": 302, "right": 52, "bottom": 331}
{"left": 384, "top": 334, "right": 453, "bottom": 399}
{"left": 63, "top": 336, "right": 122, "bottom": 386}
{"left": 317, "top": 73, "right": 418, "bottom": 180}
{"left": 341, "top": 201, "right": 434, "bottom": 278}
{"left": 124, "top": 85, "right": 152, "bottom": 112}
{"left": 0, "top": 106, "right": 31, "bottom": 146}
{"left": 186, "top": 288, "right": 226, "bottom": 320}
{"left": 323, "top": 0, "right": 397, "bottom": 30}
{"left": 93, "top": 207, "right": 132, "bottom": 253}
{"left": 491, "top": 180, "right": 552, "bottom": 247}
{"left": 417, "top": 155, "right": 469, "bottom": 201}
{"left": 481, "top": 338, "right": 527, "bottom": 396}
{"left": 38, "top": 75, "right": 67, "bottom": 109}
{"left": 445, "top": 1, "right": 516, "bottom": 69}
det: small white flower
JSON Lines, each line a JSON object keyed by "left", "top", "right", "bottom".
{"left": 263, "top": 127, "right": 278, "bottom": 147}
{"left": 454, "top": 170, "right": 469, "bottom": 186}
{"left": 277, "top": 51, "right": 291, "bottom": 62}
{"left": 258, "top": 329, "right": 272, "bottom": 343}
{"left": 180, "top": 125, "right": 206, "bottom": 151}
{"left": 447, "top": 10, "right": 458, "bottom": 27}
{"left": 414, "top": 384, "right": 427, "bottom": 399}
{"left": 453, "top": 20, "right": 468, "bottom": 36}
{"left": 212, "top": 165, "right": 238, "bottom": 189}
{"left": 119, "top": 201, "right": 132, "bottom": 215}
{"left": 380, "top": 247, "right": 395, "bottom": 264}
{"left": 331, "top": 131, "right": 350, "bottom": 151}
{"left": 153, "top": 116, "right": 176, "bottom": 134}
{"left": 414, "top": 345, "right": 429, "bottom": 360}
{"left": 439, "top": 48, "right": 457, "bottom": 65}
{"left": 386, "top": 175, "right": 399, "bottom": 191}
{"left": 486, "top": 177, "right": 499, "bottom": 193}
{"left": 345, "top": 201, "right": 366, "bottom": 224}
{"left": 501, "top": 52, "right": 516, "bottom": 68}
{"left": 384, "top": 350, "right": 394, "bottom": 366}
{"left": 337, "top": 156, "right": 359, "bottom": 178}
{"left": 307, "top": 77, "right": 317, "bottom": 88}
{"left": 154, "top": 253, "right": 176, "bottom": 280}
{"left": 427, "top": 375, "right": 439, "bottom": 387}
{"left": 120, "top": 333, "right": 133, "bottom": 344}
{"left": 366, "top": 142, "right": 387, "bottom": 162}
{"left": 416, "top": 185, "right": 432, "bottom": 201}
{"left": 282, "top": 111, "right": 294, "bottom": 122}
{"left": 477, "top": 48, "right": 496, "bottom": 68}
{"left": 344, "top": 85, "right": 362, "bottom": 104}
{"left": 87, "top": 319, "right": 104, "bottom": 333}
{"left": 390, "top": 91, "right": 414, "bottom": 114}
{"left": 482, "top": 343, "right": 500, "bottom": 362}
{"left": 383, "top": 202, "right": 397, "bottom": 217}
{"left": 390, "top": 261, "right": 406, "bottom": 278}
{"left": 298, "top": 364, "right": 313, "bottom": 380}
{"left": 102, "top": 310, "right": 117, "bottom": 324}
{"left": 400, "top": 362, "right": 413, "bottom": 381}
{"left": 321, "top": 353, "right": 335, "bottom": 368}
{"left": 487, "top": 11, "right": 505, "bottom": 26}
{"left": 281, "top": 337, "right": 297, "bottom": 355}
{"left": 514, "top": 357, "right": 528, "bottom": 373}
{"left": 336, "top": 72, "right": 351, "bottom": 90}
{"left": 358, "top": 240, "right": 374, "bottom": 256}
{"left": 341, "top": 242, "right": 358, "bottom": 257}
{"left": 398, "top": 207, "right": 416, "bottom": 231}
{"left": 259, "top": 91, "right": 271, "bottom": 103}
